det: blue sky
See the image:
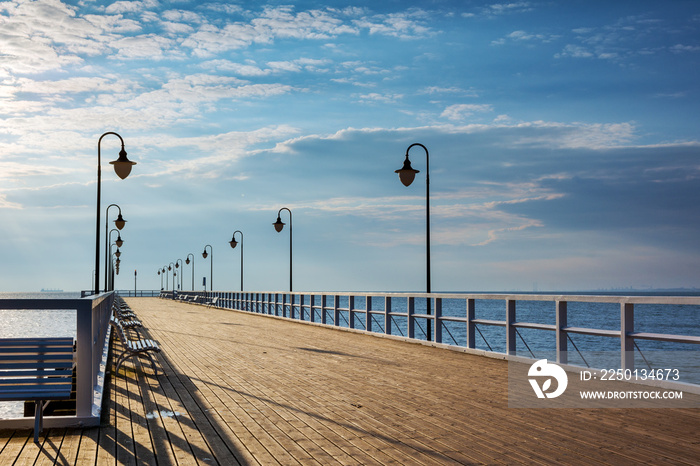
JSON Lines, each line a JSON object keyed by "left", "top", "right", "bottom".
{"left": 1, "top": 0, "right": 699, "bottom": 292}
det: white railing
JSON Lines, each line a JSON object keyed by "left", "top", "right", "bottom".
{"left": 175, "top": 291, "right": 700, "bottom": 381}
{"left": 0, "top": 292, "right": 114, "bottom": 427}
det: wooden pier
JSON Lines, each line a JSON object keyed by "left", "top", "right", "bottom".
{"left": 1, "top": 297, "right": 698, "bottom": 464}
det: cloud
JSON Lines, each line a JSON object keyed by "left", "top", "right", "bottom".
{"left": 419, "top": 86, "right": 479, "bottom": 97}
{"left": 180, "top": 5, "right": 360, "bottom": 57}
{"left": 440, "top": 104, "right": 493, "bottom": 121}
{"left": 479, "top": 2, "right": 535, "bottom": 17}
{"left": 357, "top": 92, "right": 403, "bottom": 104}
{"left": 205, "top": 57, "right": 331, "bottom": 76}
{"left": 492, "top": 30, "right": 561, "bottom": 45}
{"left": 352, "top": 10, "right": 435, "bottom": 39}
{"left": 0, "top": 193, "right": 22, "bottom": 209}
{"left": 104, "top": 0, "right": 159, "bottom": 15}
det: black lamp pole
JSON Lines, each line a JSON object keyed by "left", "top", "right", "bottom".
{"left": 94, "top": 132, "right": 135, "bottom": 295}
{"left": 202, "top": 245, "right": 213, "bottom": 291}
{"left": 104, "top": 204, "right": 126, "bottom": 292}
{"left": 273, "top": 208, "right": 293, "bottom": 292}
{"left": 229, "top": 230, "right": 244, "bottom": 291}
{"left": 395, "top": 143, "right": 432, "bottom": 340}
{"left": 186, "top": 253, "right": 195, "bottom": 291}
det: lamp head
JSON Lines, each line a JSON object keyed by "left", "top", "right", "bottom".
{"left": 185, "top": 257, "right": 190, "bottom": 265}
{"left": 158, "top": 270, "right": 161, "bottom": 275}
{"left": 115, "top": 248, "right": 121, "bottom": 258}
{"left": 230, "top": 235, "right": 238, "bottom": 248}
{"left": 273, "top": 216, "right": 285, "bottom": 232}
{"left": 395, "top": 154, "right": 419, "bottom": 187}
{"left": 202, "top": 249, "right": 208, "bottom": 259}
{"left": 168, "top": 265, "right": 171, "bottom": 271}
{"left": 109, "top": 148, "right": 136, "bottom": 180}
{"left": 115, "top": 235, "right": 124, "bottom": 248}
{"left": 114, "top": 213, "right": 126, "bottom": 230}
{"left": 175, "top": 262, "right": 179, "bottom": 268}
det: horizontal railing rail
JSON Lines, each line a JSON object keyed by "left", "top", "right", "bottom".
{"left": 167, "top": 290, "right": 699, "bottom": 384}
{"left": 115, "top": 289, "right": 161, "bottom": 297}
{"left": 0, "top": 292, "right": 114, "bottom": 427}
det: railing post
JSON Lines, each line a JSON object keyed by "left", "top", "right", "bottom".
{"left": 300, "top": 294, "right": 305, "bottom": 321}
{"left": 407, "top": 297, "right": 415, "bottom": 339}
{"left": 334, "top": 295, "right": 340, "bottom": 326}
{"left": 282, "top": 294, "right": 287, "bottom": 318}
{"left": 506, "top": 299, "right": 516, "bottom": 355}
{"left": 76, "top": 299, "right": 93, "bottom": 418}
{"left": 274, "top": 293, "right": 279, "bottom": 316}
{"left": 621, "top": 303, "right": 634, "bottom": 370}
{"left": 385, "top": 296, "right": 392, "bottom": 335}
{"left": 321, "top": 295, "right": 327, "bottom": 324}
{"left": 349, "top": 296, "right": 355, "bottom": 329}
{"left": 467, "top": 298, "right": 475, "bottom": 349}
{"left": 434, "top": 297, "right": 442, "bottom": 343}
{"left": 309, "top": 295, "right": 315, "bottom": 322}
{"left": 556, "top": 300, "right": 568, "bottom": 364}
{"left": 366, "top": 296, "right": 373, "bottom": 333}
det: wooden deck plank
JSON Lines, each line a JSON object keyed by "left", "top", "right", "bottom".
{"left": 75, "top": 427, "right": 100, "bottom": 466}
{"left": 133, "top": 298, "right": 699, "bottom": 465}
{"left": 1, "top": 296, "right": 698, "bottom": 465}
{"left": 125, "top": 361, "right": 157, "bottom": 466}
{"left": 115, "top": 358, "right": 137, "bottom": 466}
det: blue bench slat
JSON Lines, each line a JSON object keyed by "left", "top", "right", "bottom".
{"left": 0, "top": 368, "right": 73, "bottom": 385}
{"left": 0, "top": 350, "right": 73, "bottom": 364}
{"left": 0, "top": 338, "right": 74, "bottom": 345}
{"left": 1, "top": 362, "right": 74, "bottom": 370}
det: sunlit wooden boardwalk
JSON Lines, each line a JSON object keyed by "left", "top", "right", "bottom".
{"left": 1, "top": 297, "right": 699, "bottom": 465}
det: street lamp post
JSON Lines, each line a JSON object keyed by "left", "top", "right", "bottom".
{"left": 168, "top": 262, "right": 176, "bottom": 293}
{"left": 158, "top": 269, "right": 163, "bottom": 290}
{"left": 229, "top": 230, "right": 243, "bottom": 291}
{"left": 186, "top": 253, "right": 195, "bottom": 291}
{"left": 175, "top": 259, "right": 183, "bottom": 290}
{"left": 109, "top": 243, "right": 121, "bottom": 291}
{"left": 395, "top": 142, "right": 432, "bottom": 341}
{"left": 94, "top": 132, "right": 135, "bottom": 295}
{"left": 107, "top": 229, "right": 123, "bottom": 291}
{"left": 202, "top": 245, "right": 213, "bottom": 291}
{"left": 104, "top": 204, "right": 126, "bottom": 291}
{"left": 163, "top": 266, "right": 169, "bottom": 291}
{"left": 273, "top": 208, "right": 292, "bottom": 292}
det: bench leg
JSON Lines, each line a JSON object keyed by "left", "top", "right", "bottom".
{"left": 114, "top": 350, "right": 159, "bottom": 376}
{"left": 144, "top": 352, "right": 159, "bottom": 376}
{"left": 114, "top": 351, "right": 129, "bottom": 375}
{"left": 34, "top": 400, "right": 43, "bottom": 443}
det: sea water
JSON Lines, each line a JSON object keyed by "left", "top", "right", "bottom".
{"left": 0, "top": 292, "right": 80, "bottom": 419}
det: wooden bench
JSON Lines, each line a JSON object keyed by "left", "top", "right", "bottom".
{"left": 205, "top": 296, "right": 219, "bottom": 308}
{"left": 109, "top": 317, "right": 161, "bottom": 376}
{"left": 0, "top": 338, "right": 75, "bottom": 442}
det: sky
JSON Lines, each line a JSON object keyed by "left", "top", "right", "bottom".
{"left": 0, "top": 0, "right": 699, "bottom": 293}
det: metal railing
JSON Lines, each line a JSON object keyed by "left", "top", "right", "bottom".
{"left": 169, "top": 291, "right": 699, "bottom": 377}
{"left": 115, "top": 289, "right": 161, "bottom": 297}
{"left": 0, "top": 292, "right": 114, "bottom": 427}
